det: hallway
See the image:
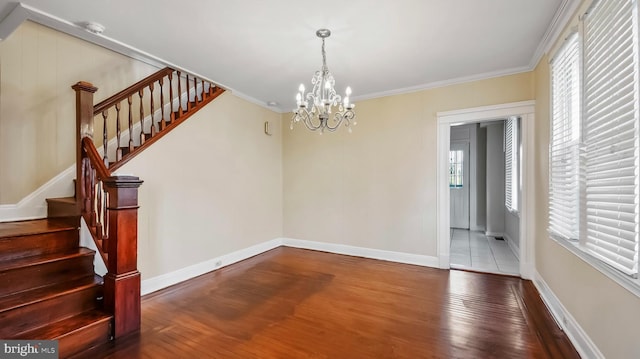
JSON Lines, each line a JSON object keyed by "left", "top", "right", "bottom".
{"left": 450, "top": 229, "right": 519, "bottom": 275}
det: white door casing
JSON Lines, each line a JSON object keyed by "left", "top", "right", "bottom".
{"left": 436, "top": 100, "right": 535, "bottom": 279}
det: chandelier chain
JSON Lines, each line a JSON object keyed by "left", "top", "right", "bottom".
{"left": 321, "top": 38, "right": 327, "bottom": 71}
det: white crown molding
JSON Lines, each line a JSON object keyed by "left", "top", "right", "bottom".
{"left": 353, "top": 65, "right": 532, "bottom": 103}
{"left": 0, "top": 2, "right": 280, "bottom": 115}
{"left": 353, "top": 0, "right": 582, "bottom": 104}
{"left": 231, "top": 90, "right": 285, "bottom": 113}
{"left": 533, "top": 271, "right": 605, "bottom": 359}
{"left": 0, "top": 1, "right": 578, "bottom": 115}
{"left": 534, "top": 0, "right": 584, "bottom": 66}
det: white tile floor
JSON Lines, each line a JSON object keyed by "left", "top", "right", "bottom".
{"left": 450, "top": 229, "right": 519, "bottom": 275}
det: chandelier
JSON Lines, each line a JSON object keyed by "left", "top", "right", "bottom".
{"left": 291, "top": 29, "right": 356, "bottom": 133}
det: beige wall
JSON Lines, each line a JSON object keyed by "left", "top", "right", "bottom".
{"left": 534, "top": 54, "right": 640, "bottom": 359}
{"left": 0, "top": 20, "right": 284, "bottom": 280}
{"left": 282, "top": 72, "right": 533, "bottom": 256}
{"left": 119, "top": 92, "right": 283, "bottom": 279}
{"left": 6, "top": 13, "right": 639, "bottom": 358}
{"left": 0, "top": 21, "right": 158, "bottom": 204}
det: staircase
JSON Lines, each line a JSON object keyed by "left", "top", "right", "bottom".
{"left": 0, "top": 218, "right": 111, "bottom": 358}
{"left": 0, "top": 67, "right": 224, "bottom": 357}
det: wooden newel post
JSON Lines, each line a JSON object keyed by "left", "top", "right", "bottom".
{"left": 102, "top": 175, "right": 144, "bottom": 338}
{"left": 72, "top": 81, "right": 98, "bottom": 209}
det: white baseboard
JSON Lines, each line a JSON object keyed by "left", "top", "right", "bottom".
{"left": 140, "top": 238, "right": 282, "bottom": 296}
{"left": 485, "top": 231, "right": 504, "bottom": 238}
{"left": 502, "top": 232, "right": 520, "bottom": 260}
{"left": 438, "top": 254, "right": 451, "bottom": 269}
{"left": 282, "top": 238, "right": 440, "bottom": 268}
{"left": 533, "top": 272, "right": 604, "bottom": 359}
{"left": 141, "top": 238, "right": 441, "bottom": 297}
{"left": 0, "top": 165, "right": 75, "bottom": 222}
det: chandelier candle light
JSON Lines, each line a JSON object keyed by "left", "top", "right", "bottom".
{"left": 291, "top": 28, "right": 356, "bottom": 133}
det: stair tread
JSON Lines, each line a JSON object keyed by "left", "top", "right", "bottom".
{"left": 0, "top": 218, "right": 76, "bottom": 239}
{"left": 0, "top": 275, "right": 102, "bottom": 312}
{"left": 0, "top": 247, "right": 94, "bottom": 272}
{"left": 12, "top": 309, "right": 112, "bottom": 340}
{"left": 46, "top": 197, "right": 77, "bottom": 205}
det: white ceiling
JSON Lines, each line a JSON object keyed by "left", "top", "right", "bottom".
{"left": 0, "top": 0, "right": 565, "bottom": 112}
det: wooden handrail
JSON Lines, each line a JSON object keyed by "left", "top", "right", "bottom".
{"left": 85, "top": 66, "right": 224, "bottom": 171}
{"left": 108, "top": 86, "right": 225, "bottom": 172}
{"left": 93, "top": 67, "right": 174, "bottom": 115}
{"left": 82, "top": 137, "right": 110, "bottom": 179}
{"left": 73, "top": 65, "right": 224, "bottom": 339}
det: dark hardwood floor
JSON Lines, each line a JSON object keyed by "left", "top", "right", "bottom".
{"left": 76, "top": 247, "right": 579, "bottom": 358}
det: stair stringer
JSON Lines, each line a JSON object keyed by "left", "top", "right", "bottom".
{"left": 80, "top": 218, "right": 108, "bottom": 276}
{"left": 0, "top": 166, "right": 75, "bottom": 222}
{"left": 106, "top": 82, "right": 205, "bottom": 162}
{"left": 0, "top": 84, "right": 206, "bottom": 223}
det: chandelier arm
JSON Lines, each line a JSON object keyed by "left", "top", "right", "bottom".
{"left": 326, "top": 110, "right": 356, "bottom": 131}
{"left": 325, "top": 114, "right": 344, "bottom": 131}
{"left": 342, "top": 110, "right": 355, "bottom": 123}
{"left": 303, "top": 116, "right": 323, "bottom": 131}
{"left": 293, "top": 109, "right": 324, "bottom": 131}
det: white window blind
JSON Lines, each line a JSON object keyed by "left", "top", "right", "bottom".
{"left": 549, "top": 32, "right": 581, "bottom": 241}
{"left": 583, "top": 0, "right": 640, "bottom": 276}
{"left": 505, "top": 117, "right": 519, "bottom": 212}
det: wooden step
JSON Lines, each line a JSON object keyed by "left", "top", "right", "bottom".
{"left": 0, "top": 276, "right": 103, "bottom": 337}
{"left": 0, "top": 218, "right": 78, "bottom": 261}
{"left": 0, "top": 248, "right": 95, "bottom": 297}
{"left": 119, "top": 146, "right": 132, "bottom": 157}
{"left": 14, "top": 309, "right": 112, "bottom": 359}
{"left": 47, "top": 197, "right": 80, "bottom": 220}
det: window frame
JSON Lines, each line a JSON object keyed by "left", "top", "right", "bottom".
{"left": 548, "top": 0, "right": 640, "bottom": 297}
{"left": 449, "top": 150, "right": 464, "bottom": 189}
{"left": 505, "top": 117, "right": 520, "bottom": 214}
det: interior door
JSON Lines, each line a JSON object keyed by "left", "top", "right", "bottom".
{"left": 450, "top": 142, "right": 470, "bottom": 229}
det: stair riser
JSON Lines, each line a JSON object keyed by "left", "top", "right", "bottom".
{"left": 59, "top": 318, "right": 111, "bottom": 359}
{"left": 0, "top": 230, "right": 79, "bottom": 261}
{"left": 0, "top": 255, "right": 94, "bottom": 297}
{"left": 47, "top": 200, "right": 80, "bottom": 219}
{"left": 0, "top": 285, "right": 101, "bottom": 337}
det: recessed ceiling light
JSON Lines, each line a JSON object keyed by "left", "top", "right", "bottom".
{"left": 83, "top": 22, "right": 105, "bottom": 34}
{"left": 267, "top": 101, "right": 279, "bottom": 107}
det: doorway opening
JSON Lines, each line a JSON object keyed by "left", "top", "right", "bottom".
{"left": 436, "top": 101, "right": 535, "bottom": 279}
{"left": 448, "top": 120, "right": 520, "bottom": 275}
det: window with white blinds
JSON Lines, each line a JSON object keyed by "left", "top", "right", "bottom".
{"left": 549, "top": 0, "right": 640, "bottom": 279}
{"left": 549, "top": 32, "right": 580, "bottom": 242}
{"left": 505, "top": 117, "right": 519, "bottom": 213}
{"left": 583, "top": 0, "right": 639, "bottom": 276}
